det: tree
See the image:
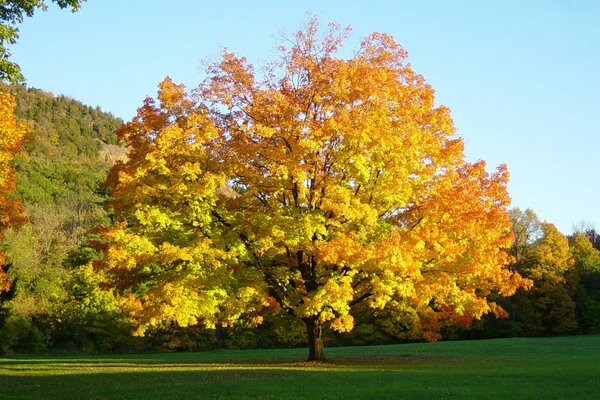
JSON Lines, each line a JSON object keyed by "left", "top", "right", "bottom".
{"left": 0, "top": 0, "right": 85, "bottom": 82}
{"left": 511, "top": 223, "right": 578, "bottom": 335}
{"left": 582, "top": 228, "right": 600, "bottom": 251}
{"left": 570, "top": 232, "right": 600, "bottom": 332}
{"left": 102, "top": 18, "right": 530, "bottom": 361}
{"left": 0, "top": 91, "right": 28, "bottom": 292}
{"left": 509, "top": 208, "right": 542, "bottom": 263}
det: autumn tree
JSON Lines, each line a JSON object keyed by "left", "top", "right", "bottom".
{"left": 0, "top": 0, "right": 85, "bottom": 82}
{"left": 102, "top": 18, "right": 530, "bottom": 361}
{"left": 0, "top": 92, "right": 28, "bottom": 292}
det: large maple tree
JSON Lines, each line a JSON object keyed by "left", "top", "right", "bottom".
{"left": 102, "top": 18, "right": 530, "bottom": 361}
{"left": 0, "top": 91, "right": 28, "bottom": 291}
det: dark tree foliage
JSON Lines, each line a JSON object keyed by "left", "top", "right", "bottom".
{"left": 584, "top": 228, "right": 600, "bottom": 251}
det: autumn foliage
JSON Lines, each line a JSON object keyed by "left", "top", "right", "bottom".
{"left": 0, "top": 91, "right": 28, "bottom": 291}
{"left": 102, "top": 18, "right": 530, "bottom": 361}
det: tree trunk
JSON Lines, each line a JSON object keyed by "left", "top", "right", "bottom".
{"left": 214, "top": 324, "right": 225, "bottom": 349}
{"left": 305, "top": 316, "right": 326, "bottom": 362}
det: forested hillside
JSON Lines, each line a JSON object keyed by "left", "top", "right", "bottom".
{"left": 0, "top": 83, "right": 127, "bottom": 353}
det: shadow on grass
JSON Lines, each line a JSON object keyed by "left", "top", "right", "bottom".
{"left": 1, "top": 363, "right": 598, "bottom": 400}
{"left": 2, "top": 337, "right": 600, "bottom": 399}
{"left": 0, "top": 351, "right": 452, "bottom": 373}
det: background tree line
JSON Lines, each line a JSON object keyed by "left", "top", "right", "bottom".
{"left": 450, "top": 209, "right": 600, "bottom": 340}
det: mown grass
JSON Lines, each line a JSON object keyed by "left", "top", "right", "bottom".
{"left": 1, "top": 335, "right": 599, "bottom": 399}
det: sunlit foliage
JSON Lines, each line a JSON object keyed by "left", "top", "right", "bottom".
{"left": 0, "top": 91, "right": 28, "bottom": 292}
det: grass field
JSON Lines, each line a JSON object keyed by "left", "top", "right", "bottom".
{"left": 1, "top": 335, "right": 599, "bottom": 399}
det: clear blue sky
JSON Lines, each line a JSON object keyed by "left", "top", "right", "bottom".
{"left": 11, "top": 0, "right": 600, "bottom": 234}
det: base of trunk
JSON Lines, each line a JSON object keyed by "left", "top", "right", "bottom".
{"left": 305, "top": 316, "right": 326, "bottom": 362}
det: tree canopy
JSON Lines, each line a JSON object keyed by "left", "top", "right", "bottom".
{"left": 102, "top": 18, "right": 530, "bottom": 361}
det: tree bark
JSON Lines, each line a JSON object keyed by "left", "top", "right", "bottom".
{"left": 305, "top": 316, "right": 326, "bottom": 362}
{"left": 214, "top": 324, "right": 225, "bottom": 349}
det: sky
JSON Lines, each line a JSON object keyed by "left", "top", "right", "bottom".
{"left": 10, "top": 0, "right": 600, "bottom": 234}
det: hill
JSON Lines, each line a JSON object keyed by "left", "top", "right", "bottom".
{"left": 0, "top": 83, "right": 126, "bottom": 353}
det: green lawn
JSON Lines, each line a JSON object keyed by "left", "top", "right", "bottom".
{"left": 1, "top": 335, "right": 599, "bottom": 399}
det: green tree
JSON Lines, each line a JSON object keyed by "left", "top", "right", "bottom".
{"left": 509, "top": 208, "right": 542, "bottom": 263}
{"left": 512, "top": 223, "right": 578, "bottom": 336}
{"left": 0, "top": 215, "right": 69, "bottom": 352}
{"left": 570, "top": 232, "right": 600, "bottom": 332}
{"left": 0, "top": 0, "right": 85, "bottom": 82}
